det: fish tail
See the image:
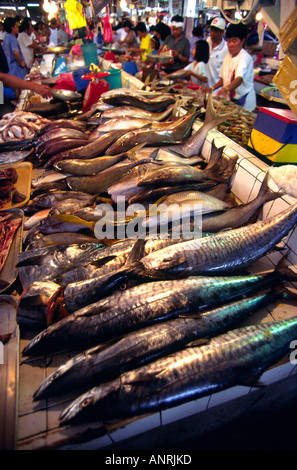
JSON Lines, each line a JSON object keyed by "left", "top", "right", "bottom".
{"left": 274, "top": 254, "right": 297, "bottom": 282}
{"left": 204, "top": 94, "right": 233, "bottom": 128}
{"left": 259, "top": 171, "right": 285, "bottom": 202}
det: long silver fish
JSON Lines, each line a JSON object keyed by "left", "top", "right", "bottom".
{"left": 98, "top": 104, "right": 175, "bottom": 122}
{"left": 59, "top": 316, "right": 297, "bottom": 424}
{"left": 139, "top": 201, "right": 297, "bottom": 276}
{"left": 33, "top": 287, "right": 296, "bottom": 400}
{"left": 22, "top": 261, "right": 296, "bottom": 356}
{"left": 101, "top": 89, "right": 176, "bottom": 112}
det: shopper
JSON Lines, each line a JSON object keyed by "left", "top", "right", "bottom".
{"left": 159, "top": 15, "right": 190, "bottom": 74}
{"left": 206, "top": 17, "right": 228, "bottom": 92}
{"left": 162, "top": 39, "right": 209, "bottom": 87}
{"left": 48, "top": 18, "right": 58, "bottom": 46}
{"left": 18, "top": 19, "right": 42, "bottom": 69}
{"left": 209, "top": 22, "right": 256, "bottom": 111}
{"left": 154, "top": 21, "right": 171, "bottom": 46}
{"left": 2, "top": 17, "right": 27, "bottom": 99}
{"left": 127, "top": 22, "right": 152, "bottom": 62}
{"left": 117, "top": 20, "right": 138, "bottom": 48}
{"left": 190, "top": 25, "right": 204, "bottom": 60}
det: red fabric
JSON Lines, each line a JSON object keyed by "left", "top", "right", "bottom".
{"left": 53, "top": 73, "right": 76, "bottom": 91}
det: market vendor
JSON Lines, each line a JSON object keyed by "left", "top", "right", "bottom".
{"left": 159, "top": 15, "right": 190, "bottom": 74}
{"left": 127, "top": 22, "right": 152, "bottom": 62}
{"left": 117, "top": 20, "right": 138, "bottom": 49}
{"left": 207, "top": 22, "right": 256, "bottom": 111}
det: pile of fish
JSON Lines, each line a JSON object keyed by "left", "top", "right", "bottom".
{"left": 13, "top": 87, "right": 297, "bottom": 438}
{"left": 0, "top": 111, "right": 50, "bottom": 142}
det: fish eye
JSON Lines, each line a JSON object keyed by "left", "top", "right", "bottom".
{"left": 120, "top": 283, "right": 127, "bottom": 291}
{"left": 80, "top": 244, "right": 88, "bottom": 250}
{"left": 82, "top": 396, "right": 93, "bottom": 408}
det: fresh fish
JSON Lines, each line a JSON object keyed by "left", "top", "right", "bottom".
{"left": 33, "top": 286, "right": 296, "bottom": 400}
{"left": 24, "top": 209, "right": 51, "bottom": 229}
{"left": 25, "top": 233, "right": 102, "bottom": 251}
{"left": 59, "top": 316, "right": 297, "bottom": 424}
{"left": 59, "top": 129, "right": 133, "bottom": 161}
{"left": 141, "top": 190, "right": 230, "bottom": 229}
{"left": 54, "top": 154, "right": 126, "bottom": 176}
{"left": 105, "top": 110, "right": 202, "bottom": 156}
{"left": 165, "top": 94, "right": 232, "bottom": 157}
{"left": 25, "top": 191, "right": 94, "bottom": 214}
{"left": 22, "top": 259, "right": 297, "bottom": 356}
{"left": 17, "top": 242, "right": 103, "bottom": 289}
{"left": 101, "top": 88, "right": 176, "bottom": 112}
{"left": 35, "top": 119, "right": 87, "bottom": 137}
{"left": 98, "top": 105, "right": 175, "bottom": 122}
{"left": 140, "top": 201, "right": 297, "bottom": 276}
{"left": 37, "top": 138, "right": 89, "bottom": 160}
{"left": 16, "top": 280, "right": 61, "bottom": 330}
{"left": 200, "top": 171, "right": 283, "bottom": 232}
{"left": 66, "top": 159, "right": 150, "bottom": 194}
{"left": 31, "top": 170, "right": 71, "bottom": 188}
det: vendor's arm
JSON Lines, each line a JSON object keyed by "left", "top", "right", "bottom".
{"left": 184, "top": 69, "right": 208, "bottom": 83}
{"left": 217, "top": 76, "right": 243, "bottom": 98}
{"left": 172, "top": 49, "right": 188, "bottom": 64}
{"left": 205, "top": 78, "right": 223, "bottom": 93}
{"left": 0, "top": 72, "right": 52, "bottom": 98}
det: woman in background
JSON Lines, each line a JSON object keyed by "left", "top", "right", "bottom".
{"left": 162, "top": 39, "right": 209, "bottom": 87}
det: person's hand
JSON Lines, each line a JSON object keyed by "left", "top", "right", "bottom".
{"left": 217, "top": 86, "right": 230, "bottom": 99}
{"left": 183, "top": 70, "right": 192, "bottom": 79}
{"left": 159, "top": 70, "right": 167, "bottom": 78}
{"left": 20, "top": 60, "right": 26, "bottom": 68}
{"left": 31, "top": 82, "right": 53, "bottom": 99}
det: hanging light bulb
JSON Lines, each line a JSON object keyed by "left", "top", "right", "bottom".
{"left": 256, "top": 11, "right": 263, "bottom": 21}
{"left": 43, "top": 0, "right": 58, "bottom": 21}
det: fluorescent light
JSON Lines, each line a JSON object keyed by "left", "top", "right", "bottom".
{"left": 27, "top": 3, "right": 40, "bottom": 6}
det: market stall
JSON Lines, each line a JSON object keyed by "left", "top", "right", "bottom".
{"left": 1, "top": 3, "right": 297, "bottom": 452}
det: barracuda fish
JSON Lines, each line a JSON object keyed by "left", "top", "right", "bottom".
{"left": 105, "top": 110, "right": 202, "bottom": 156}
{"left": 22, "top": 259, "right": 297, "bottom": 356}
{"left": 98, "top": 104, "right": 175, "bottom": 123}
{"left": 33, "top": 286, "right": 296, "bottom": 400}
{"left": 17, "top": 242, "right": 104, "bottom": 289}
{"left": 140, "top": 201, "right": 297, "bottom": 276}
{"left": 66, "top": 159, "right": 150, "bottom": 194}
{"left": 101, "top": 88, "right": 176, "bottom": 112}
{"left": 59, "top": 316, "right": 297, "bottom": 424}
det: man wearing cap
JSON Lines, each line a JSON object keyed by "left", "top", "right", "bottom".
{"left": 206, "top": 17, "right": 228, "bottom": 92}
{"left": 159, "top": 15, "right": 190, "bottom": 74}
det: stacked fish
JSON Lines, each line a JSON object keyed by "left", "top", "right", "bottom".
{"left": 0, "top": 111, "right": 50, "bottom": 142}
{"left": 16, "top": 88, "right": 297, "bottom": 435}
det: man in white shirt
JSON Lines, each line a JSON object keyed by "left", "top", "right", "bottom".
{"left": 209, "top": 22, "right": 256, "bottom": 112}
{"left": 49, "top": 18, "right": 58, "bottom": 47}
{"left": 17, "top": 19, "right": 40, "bottom": 69}
{"left": 206, "top": 17, "right": 228, "bottom": 91}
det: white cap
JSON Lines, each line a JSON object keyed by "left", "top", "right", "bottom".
{"left": 210, "top": 17, "right": 225, "bottom": 31}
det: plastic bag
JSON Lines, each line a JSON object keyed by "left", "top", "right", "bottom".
{"left": 102, "top": 15, "right": 113, "bottom": 43}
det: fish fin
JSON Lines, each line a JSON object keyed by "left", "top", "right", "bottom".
{"left": 90, "top": 255, "right": 116, "bottom": 269}
{"left": 125, "top": 238, "right": 147, "bottom": 265}
{"left": 127, "top": 367, "right": 168, "bottom": 386}
{"left": 239, "top": 376, "right": 266, "bottom": 388}
{"left": 185, "top": 337, "right": 210, "bottom": 348}
{"left": 274, "top": 253, "right": 297, "bottom": 281}
{"left": 205, "top": 94, "right": 233, "bottom": 128}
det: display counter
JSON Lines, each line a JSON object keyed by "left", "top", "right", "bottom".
{"left": 1, "top": 59, "right": 297, "bottom": 451}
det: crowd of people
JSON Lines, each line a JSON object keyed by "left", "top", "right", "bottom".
{"left": 113, "top": 14, "right": 256, "bottom": 111}
{"left": 0, "top": 12, "right": 257, "bottom": 112}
